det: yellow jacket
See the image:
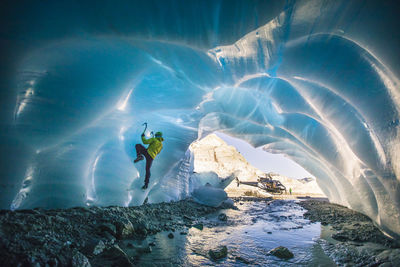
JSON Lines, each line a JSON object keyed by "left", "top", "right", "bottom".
{"left": 142, "top": 135, "right": 164, "bottom": 159}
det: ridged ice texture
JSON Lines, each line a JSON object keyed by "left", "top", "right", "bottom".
{"left": 0, "top": 0, "right": 399, "bottom": 237}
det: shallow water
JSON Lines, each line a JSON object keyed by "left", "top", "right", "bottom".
{"left": 129, "top": 200, "right": 336, "bottom": 266}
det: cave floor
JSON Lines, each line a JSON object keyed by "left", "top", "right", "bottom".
{"left": 1, "top": 198, "right": 399, "bottom": 266}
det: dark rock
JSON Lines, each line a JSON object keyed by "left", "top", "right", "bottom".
{"left": 376, "top": 249, "right": 400, "bottom": 266}
{"left": 235, "top": 256, "right": 250, "bottom": 264}
{"left": 267, "top": 232, "right": 272, "bottom": 234}
{"left": 149, "top": 242, "right": 156, "bottom": 246}
{"left": 101, "top": 231, "right": 116, "bottom": 244}
{"left": 92, "top": 245, "right": 133, "bottom": 267}
{"left": 136, "top": 245, "right": 152, "bottom": 253}
{"left": 209, "top": 246, "right": 228, "bottom": 261}
{"left": 193, "top": 223, "right": 203, "bottom": 230}
{"left": 269, "top": 246, "right": 294, "bottom": 259}
{"left": 71, "top": 251, "right": 91, "bottom": 267}
{"left": 132, "top": 221, "right": 149, "bottom": 237}
{"left": 93, "top": 240, "right": 106, "bottom": 255}
{"left": 218, "top": 213, "right": 227, "bottom": 221}
{"left": 99, "top": 223, "right": 117, "bottom": 236}
{"left": 82, "top": 239, "right": 106, "bottom": 255}
{"left": 183, "top": 215, "right": 192, "bottom": 221}
{"left": 115, "top": 217, "right": 134, "bottom": 239}
{"left": 48, "top": 257, "right": 59, "bottom": 267}
{"left": 168, "top": 233, "right": 174, "bottom": 239}
{"left": 180, "top": 231, "right": 188, "bottom": 235}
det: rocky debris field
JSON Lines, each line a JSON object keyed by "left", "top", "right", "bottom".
{"left": 0, "top": 199, "right": 229, "bottom": 266}
{"left": 2, "top": 197, "right": 399, "bottom": 267}
{"left": 299, "top": 200, "right": 400, "bottom": 266}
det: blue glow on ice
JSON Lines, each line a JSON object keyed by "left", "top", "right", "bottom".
{"left": 0, "top": 0, "right": 399, "bottom": 238}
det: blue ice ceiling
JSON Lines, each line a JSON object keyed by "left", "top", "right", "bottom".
{"left": 1, "top": 0, "right": 399, "bottom": 237}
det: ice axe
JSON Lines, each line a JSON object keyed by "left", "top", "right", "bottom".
{"left": 142, "top": 122, "right": 148, "bottom": 135}
{"left": 142, "top": 122, "right": 154, "bottom": 137}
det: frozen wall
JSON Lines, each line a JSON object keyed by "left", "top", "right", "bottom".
{"left": 0, "top": 0, "right": 399, "bottom": 238}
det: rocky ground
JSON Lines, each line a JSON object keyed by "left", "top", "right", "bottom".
{"left": 0, "top": 199, "right": 230, "bottom": 266}
{"left": 299, "top": 200, "right": 400, "bottom": 266}
{"left": 1, "top": 197, "right": 399, "bottom": 266}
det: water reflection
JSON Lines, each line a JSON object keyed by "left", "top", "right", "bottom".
{"left": 135, "top": 200, "right": 336, "bottom": 266}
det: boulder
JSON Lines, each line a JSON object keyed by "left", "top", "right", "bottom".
{"left": 132, "top": 221, "right": 149, "bottom": 237}
{"left": 376, "top": 249, "right": 400, "bottom": 266}
{"left": 209, "top": 246, "right": 228, "bottom": 261}
{"left": 135, "top": 245, "right": 152, "bottom": 254}
{"left": 71, "top": 251, "right": 91, "bottom": 267}
{"left": 218, "top": 213, "right": 227, "bottom": 221}
{"left": 99, "top": 223, "right": 117, "bottom": 237}
{"left": 235, "top": 256, "right": 250, "bottom": 264}
{"left": 115, "top": 217, "right": 134, "bottom": 239}
{"left": 168, "top": 233, "right": 174, "bottom": 239}
{"left": 82, "top": 239, "right": 106, "bottom": 256}
{"left": 93, "top": 240, "right": 106, "bottom": 255}
{"left": 193, "top": 223, "right": 203, "bottom": 230}
{"left": 269, "top": 246, "right": 294, "bottom": 259}
{"left": 92, "top": 245, "right": 133, "bottom": 267}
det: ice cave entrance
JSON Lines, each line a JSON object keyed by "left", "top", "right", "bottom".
{"left": 191, "top": 132, "right": 326, "bottom": 198}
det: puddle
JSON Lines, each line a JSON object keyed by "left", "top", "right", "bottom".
{"left": 125, "top": 200, "right": 337, "bottom": 266}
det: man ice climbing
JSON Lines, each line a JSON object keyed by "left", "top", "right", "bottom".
{"left": 134, "top": 131, "right": 164, "bottom": 189}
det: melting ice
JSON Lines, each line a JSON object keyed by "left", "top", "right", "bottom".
{"left": 0, "top": 0, "right": 399, "bottom": 238}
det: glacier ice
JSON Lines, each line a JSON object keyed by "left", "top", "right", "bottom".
{"left": 192, "top": 183, "right": 228, "bottom": 208}
{"left": 0, "top": 0, "right": 400, "bottom": 238}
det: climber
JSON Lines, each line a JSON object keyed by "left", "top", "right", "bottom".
{"left": 134, "top": 131, "right": 164, "bottom": 189}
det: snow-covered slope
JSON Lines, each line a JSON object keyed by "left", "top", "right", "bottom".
{"left": 190, "top": 134, "right": 325, "bottom": 197}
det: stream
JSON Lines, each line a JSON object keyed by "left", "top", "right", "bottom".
{"left": 125, "top": 199, "right": 337, "bottom": 266}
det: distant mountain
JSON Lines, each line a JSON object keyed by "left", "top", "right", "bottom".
{"left": 190, "top": 134, "right": 325, "bottom": 197}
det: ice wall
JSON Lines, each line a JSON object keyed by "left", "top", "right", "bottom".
{"left": 0, "top": 0, "right": 399, "bottom": 237}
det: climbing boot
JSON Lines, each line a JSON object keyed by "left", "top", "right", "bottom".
{"left": 134, "top": 155, "right": 144, "bottom": 163}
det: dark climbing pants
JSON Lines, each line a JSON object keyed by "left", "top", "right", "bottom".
{"left": 135, "top": 144, "right": 154, "bottom": 187}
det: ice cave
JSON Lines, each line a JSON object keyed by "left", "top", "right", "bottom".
{"left": 1, "top": 0, "right": 400, "bottom": 241}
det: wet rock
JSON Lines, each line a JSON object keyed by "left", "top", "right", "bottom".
{"left": 93, "top": 240, "right": 106, "bottom": 255}
{"left": 376, "top": 249, "right": 400, "bottom": 266}
{"left": 193, "top": 223, "right": 203, "bottom": 230}
{"left": 92, "top": 245, "right": 133, "bottom": 267}
{"left": 183, "top": 215, "right": 192, "bottom": 221}
{"left": 48, "top": 257, "right": 59, "bottom": 267}
{"left": 98, "top": 223, "right": 117, "bottom": 237}
{"left": 209, "top": 245, "right": 228, "bottom": 261}
{"left": 269, "top": 246, "right": 294, "bottom": 259}
{"left": 0, "top": 199, "right": 227, "bottom": 266}
{"left": 220, "top": 198, "right": 235, "bottom": 209}
{"left": 218, "top": 213, "right": 227, "bottom": 221}
{"left": 135, "top": 245, "right": 152, "bottom": 253}
{"left": 101, "top": 231, "right": 116, "bottom": 244}
{"left": 235, "top": 256, "right": 250, "bottom": 264}
{"left": 71, "top": 251, "right": 91, "bottom": 267}
{"left": 299, "top": 200, "right": 398, "bottom": 248}
{"left": 149, "top": 242, "right": 156, "bottom": 246}
{"left": 132, "top": 222, "right": 148, "bottom": 237}
{"left": 180, "top": 231, "right": 188, "bottom": 235}
{"left": 168, "top": 233, "right": 174, "bottom": 239}
{"left": 82, "top": 239, "right": 106, "bottom": 255}
{"left": 115, "top": 217, "right": 134, "bottom": 239}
